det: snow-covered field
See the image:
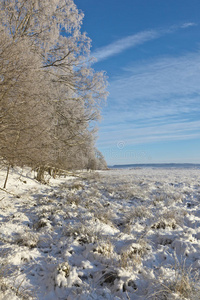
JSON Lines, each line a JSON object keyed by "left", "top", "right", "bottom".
{"left": 0, "top": 167, "right": 200, "bottom": 300}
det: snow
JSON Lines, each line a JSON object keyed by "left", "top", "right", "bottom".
{"left": 0, "top": 167, "right": 200, "bottom": 299}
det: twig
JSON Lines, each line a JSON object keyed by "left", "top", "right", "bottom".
{"left": 126, "top": 291, "right": 131, "bottom": 300}
{"left": 0, "top": 187, "right": 20, "bottom": 198}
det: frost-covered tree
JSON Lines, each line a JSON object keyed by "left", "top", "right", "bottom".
{"left": 0, "top": 27, "right": 52, "bottom": 166}
{"left": 94, "top": 148, "right": 108, "bottom": 170}
{"left": 0, "top": 0, "right": 108, "bottom": 180}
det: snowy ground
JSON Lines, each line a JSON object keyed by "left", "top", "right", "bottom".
{"left": 0, "top": 167, "right": 200, "bottom": 300}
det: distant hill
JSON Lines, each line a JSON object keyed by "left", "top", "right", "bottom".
{"left": 109, "top": 163, "right": 200, "bottom": 169}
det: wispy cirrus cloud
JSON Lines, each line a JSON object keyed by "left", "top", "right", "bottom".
{"left": 92, "top": 23, "right": 197, "bottom": 62}
{"left": 98, "top": 119, "right": 200, "bottom": 147}
{"left": 97, "top": 50, "right": 200, "bottom": 150}
{"left": 108, "top": 51, "right": 200, "bottom": 109}
{"left": 92, "top": 30, "right": 160, "bottom": 61}
{"left": 181, "top": 22, "right": 197, "bottom": 28}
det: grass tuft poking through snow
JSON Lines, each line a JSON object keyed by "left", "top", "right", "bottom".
{"left": 149, "top": 254, "right": 200, "bottom": 299}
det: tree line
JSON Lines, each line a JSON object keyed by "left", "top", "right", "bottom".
{"left": 0, "top": 0, "right": 108, "bottom": 183}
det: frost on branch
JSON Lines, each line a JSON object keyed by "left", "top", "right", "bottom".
{"left": 0, "top": 0, "right": 108, "bottom": 177}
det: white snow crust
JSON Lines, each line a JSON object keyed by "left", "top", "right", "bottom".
{"left": 0, "top": 167, "right": 200, "bottom": 299}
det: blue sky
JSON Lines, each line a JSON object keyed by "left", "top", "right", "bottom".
{"left": 74, "top": 0, "right": 200, "bottom": 165}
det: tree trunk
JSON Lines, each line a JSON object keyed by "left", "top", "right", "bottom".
{"left": 36, "top": 167, "right": 45, "bottom": 183}
{"left": 3, "top": 164, "right": 10, "bottom": 189}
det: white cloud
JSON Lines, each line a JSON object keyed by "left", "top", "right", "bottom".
{"left": 98, "top": 119, "right": 200, "bottom": 147}
{"left": 92, "top": 30, "right": 160, "bottom": 61}
{"left": 108, "top": 52, "right": 200, "bottom": 106}
{"left": 92, "top": 23, "right": 197, "bottom": 62}
{"left": 97, "top": 51, "right": 200, "bottom": 148}
{"left": 181, "top": 22, "right": 197, "bottom": 28}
